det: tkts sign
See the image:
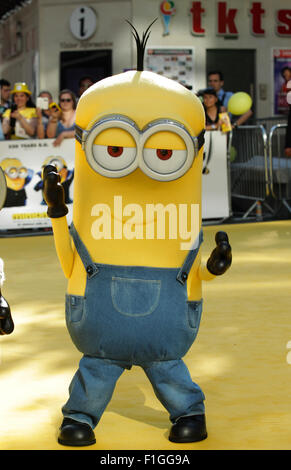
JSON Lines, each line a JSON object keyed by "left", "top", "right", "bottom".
{"left": 190, "top": 1, "right": 291, "bottom": 36}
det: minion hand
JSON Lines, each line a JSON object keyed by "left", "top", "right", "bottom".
{"left": 206, "top": 232, "right": 232, "bottom": 276}
{"left": 0, "top": 293, "right": 14, "bottom": 335}
{"left": 43, "top": 165, "right": 68, "bottom": 218}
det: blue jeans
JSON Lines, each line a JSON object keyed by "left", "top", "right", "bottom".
{"left": 62, "top": 224, "right": 205, "bottom": 428}
{"left": 62, "top": 356, "right": 205, "bottom": 428}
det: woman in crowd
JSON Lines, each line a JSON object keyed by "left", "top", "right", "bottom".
{"left": 2, "top": 82, "right": 37, "bottom": 139}
{"left": 46, "top": 89, "right": 76, "bottom": 147}
{"left": 201, "top": 88, "right": 226, "bottom": 131}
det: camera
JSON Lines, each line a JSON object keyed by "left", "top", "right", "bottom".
{"left": 49, "top": 102, "right": 61, "bottom": 112}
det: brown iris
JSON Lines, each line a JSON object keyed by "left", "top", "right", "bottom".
{"left": 107, "top": 146, "right": 123, "bottom": 157}
{"left": 156, "top": 149, "right": 173, "bottom": 160}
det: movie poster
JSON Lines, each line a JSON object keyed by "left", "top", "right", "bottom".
{"left": 0, "top": 138, "right": 74, "bottom": 231}
{"left": 273, "top": 48, "right": 291, "bottom": 115}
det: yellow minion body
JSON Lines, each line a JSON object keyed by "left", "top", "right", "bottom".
{"left": 49, "top": 63, "right": 229, "bottom": 445}
{"left": 51, "top": 71, "right": 214, "bottom": 301}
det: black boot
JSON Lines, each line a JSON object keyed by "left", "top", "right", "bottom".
{"left": 58, "top": 417, "right": 96, "bottom": 447}
{"left": 169, "top": 414, "right": 207, "bottom": 443}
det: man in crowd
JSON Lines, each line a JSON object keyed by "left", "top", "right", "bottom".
{"left": 207, "top": 70, "right": 252, "bottom": 128}
{"left": 0, "top": 79, "right": 11, "bottom": 119}
{"left": 78, "top": 76, "right": 94, "bottom": 98}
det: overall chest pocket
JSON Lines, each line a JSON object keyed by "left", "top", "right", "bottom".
{"left": 111, "top": 277, "right": 161, "bottom": 317}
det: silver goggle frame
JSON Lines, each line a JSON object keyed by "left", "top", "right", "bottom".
{"left": 75, "top": 114, "right": 204, "bottom": 181}
{"left": 4, "top": 166, "right": 28, "bottom": 179}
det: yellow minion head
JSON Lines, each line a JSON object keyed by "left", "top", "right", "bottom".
{"left": 0, "top": 167, "right": 7, "bottom": 210}
{"left": 0, "top": 158, "right": 28, "bottom": 191}
{"left": 71, "top": 21, "right": 205, "bottom": 268}
{"left": 42, "top": 156, "right": 68, "bottom": 183}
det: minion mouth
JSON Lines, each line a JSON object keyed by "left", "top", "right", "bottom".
{"left": 90, "top": 195, "right": 200, "bottom": 250}
{"left": 104, "top": 195, "right": 156, "bottom": 226}
{"left": 8, "top": 178, "right": 25, "bottom": 191}
{"left": 112, "top": 215, "right": 156, "bottom": 227}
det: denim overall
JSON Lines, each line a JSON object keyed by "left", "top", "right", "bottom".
{"left": 62, "top": 224, "right": 205, "bottom": 428}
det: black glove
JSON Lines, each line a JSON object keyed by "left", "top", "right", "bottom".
{"left": 43, "top": 165, "right": 68, "bottom": 218}
{"left": 0, "top": 293, "right": 14, "bottom": 335}
{"left": 206, "top": 231, "right": 232, "bottom": 276}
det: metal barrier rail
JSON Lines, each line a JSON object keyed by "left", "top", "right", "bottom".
{"left": 230, "top": 125, "right": 274, "bottom": 219}
{"left": 255, "top": 116, "right": 288, "bottom": 135}
{"left": 268, "top": 123, "right": 291, "bottom": 215}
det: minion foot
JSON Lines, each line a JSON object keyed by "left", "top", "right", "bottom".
{"left": 58, "top": 418, "right": 96, "bottom": 447}
{"left": 169, "top": 414, "right": 207, "bottom": 443}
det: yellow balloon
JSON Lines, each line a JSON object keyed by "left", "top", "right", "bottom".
{"left": 227, "top": 92, "right": 252, "bottom": 115}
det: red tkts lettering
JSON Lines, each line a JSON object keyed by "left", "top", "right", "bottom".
{"left": 189, "top": 1, "right": 291, "bottom": 37}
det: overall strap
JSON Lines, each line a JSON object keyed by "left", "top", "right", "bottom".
{"left": 70, "top": 223, "right": 99, "bottom": 279}
{"left": 176, "top": 229, "right": 204, "bottom": 285}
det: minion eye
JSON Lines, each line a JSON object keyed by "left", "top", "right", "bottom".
{"left": 18, "top": 167, "right": 28, "bottom": 178}
{"left": 49, "top": 159, "right": 63, "bottom": 172}
{"left": 143, "top": 148, "right": 187, "bottom": 175}
{"left": 92, "top": 144, "right": 136, "bottom": 171}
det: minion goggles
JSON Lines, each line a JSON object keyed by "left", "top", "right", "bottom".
{"left": 75, "top": 115, "right": 205, "bottom": 181}
{"left": 4, "top": 166, "right": 28, "bottom": 179}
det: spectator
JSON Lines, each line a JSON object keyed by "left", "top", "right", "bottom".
{"left": 2, "top": 82, "right": 37, "bottom": 140}
{"left": 46, "top": 89, "right": 76, "bottom": 147}
{"left": 207, "top": 70, "right": 253, "bottom": 127}
{"left": 78, "top": 76, "right": 94, "bottom": 98}
{"left": 201, "top": 88, "right": 226, "bottom": 130}
{"left": 36, "top": 90, "right": 53, "bottom": 139}
{"left": 0, "top": 79, "right": 11, "bottom": 119}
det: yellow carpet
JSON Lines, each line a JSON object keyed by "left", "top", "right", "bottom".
{"left": 0, "top": 220, "right": 290, "bottom": 450}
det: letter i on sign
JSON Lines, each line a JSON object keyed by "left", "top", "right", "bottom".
{"left": 70, "top": 6, "right": 97, "bottom": 41}
{"left": 79, "top": 8, "right": 86, "bottom": 37}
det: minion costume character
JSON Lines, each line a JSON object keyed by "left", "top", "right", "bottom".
{"left": 0, "top": 167, "right": 14, "bottom": 335}
{"left": 43, "top": 21, "right": 232, "bottom": 446}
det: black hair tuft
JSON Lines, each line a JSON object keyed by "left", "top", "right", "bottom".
{"left": 126, "top": 18, "right": 157, "bottom": 71}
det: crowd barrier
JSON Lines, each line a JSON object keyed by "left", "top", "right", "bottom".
{"left": 230, "top": 121, "right": 291, "bottom": 220}
{"left": 0, "top": 133, "right": 231, "bottom": 235}
{"left": 268, "top": 123, "right": 291, "bottom": 216}
{"left": 230, "top": 125, "right": 274, "bottom": 219}
{"left": 255, "top": 116, "right": 288, "bottom": 135}
{"left": 1, "top": 121, "right": 288, "bottom": 235}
